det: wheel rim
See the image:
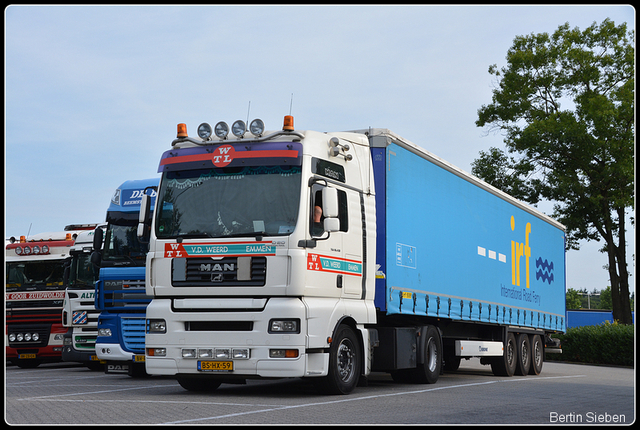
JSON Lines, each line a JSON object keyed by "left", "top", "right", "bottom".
{"left": 426, "top": 338, "right": 438, "bottom": 373}
{"left": 533, "top": 339, "right": 542, "bottom": 367}
{"left": 337, "top": 338, "right": 355, "bottom": 382}
{"left": 521, "top": 340, "right": 529, "bottom": 365}
{"left": 507, "top": 338, "right": 515, "bottom": 367}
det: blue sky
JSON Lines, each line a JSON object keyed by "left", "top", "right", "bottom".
{"left": 4, "top": 5, "right": 635, "bottom": 294}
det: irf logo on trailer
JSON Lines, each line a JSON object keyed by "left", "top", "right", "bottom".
{"left": 510, "top": 216, "right": 555, "bottom": 287}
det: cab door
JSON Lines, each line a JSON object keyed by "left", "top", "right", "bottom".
{"left": 306, "top": 183, "right": 362, "bottom": 298}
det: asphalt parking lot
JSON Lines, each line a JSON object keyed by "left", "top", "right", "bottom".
{"left": 5, "top": 358, "right": 635, "bottom": 425}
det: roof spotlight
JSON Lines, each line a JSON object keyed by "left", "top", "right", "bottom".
{"left": 214, "top": 122, "right": 229, "bottom": 139}
{"left": 197, "top": 123, "right": 213, "bottom": 140}
{"left": 232, "top": 120, "right": 246, "bottom": 137}
{"left": 249, "top": 119, "right": 265, "bottom": 136}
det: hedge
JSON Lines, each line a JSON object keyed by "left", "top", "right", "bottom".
{"left": 547, "top": 321, "right": 634, "bottom": 367}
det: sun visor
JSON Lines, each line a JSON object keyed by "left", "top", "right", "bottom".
{"left": 158, "top": 142, "right": 302, "bottom": 173}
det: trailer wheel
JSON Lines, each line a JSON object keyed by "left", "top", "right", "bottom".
{"left": 315, "top": 324, "right": 361, "bottom": 395}
{"left": 414, "top": 325, "right": 441, "bottom": 384}
{"left": 528, "top": 334, "right": 543, "bottom": 375}
{"left": 177, "top": 376, "right": 222, "bottom": 392}
{"left": 515, "top": 333, "right": 531, "bottom": 376}
{"left": 491, "top": 332, "right": 516, "bottom": 377}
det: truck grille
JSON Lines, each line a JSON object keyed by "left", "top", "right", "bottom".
{"left": 121, "top": 317, "right": 145, "bottom": 353}
{"left": 103, "top": 280, "right": 151, "bottom": 309}
{"left": 172, "top": 257, "right": 266, "bottom": 287}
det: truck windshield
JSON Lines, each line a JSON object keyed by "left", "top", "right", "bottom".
{"left": 6, "top": 261, "right": 67, "bottom": 290}
{"left": 67, "top": 252, "right": 97, "bottom": 289}
{"left": 102, "top": 223, "right": 149, "bottom": 266}
{"left": 156, "top": 165, "right": 302, "bottom": 239}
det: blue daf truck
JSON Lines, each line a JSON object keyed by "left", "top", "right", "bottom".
{"left": 92, "top": 178, "right": 158, "bottom": 376}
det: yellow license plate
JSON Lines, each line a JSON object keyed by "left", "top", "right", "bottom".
{"left": 198, "top": 361, "right": 233, "bottom": 372}
{"left": 90, "top": 355, "right": 100, "bottom": 361}
{"left": 133, "top": 355, "right": 146, "bottom": 362}
{"left": 19, "top": 353, "right": 37, "bottom": 359}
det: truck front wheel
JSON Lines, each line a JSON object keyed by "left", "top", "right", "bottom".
{"left": 314, "top": 324, "right": 361, "bottom": 395}
{"left": 177, "top": 376, "right": 222, "bottom": 392}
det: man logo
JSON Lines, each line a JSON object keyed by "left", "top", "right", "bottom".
{"left": 199, "top": 263, "right": 235, "bottom": 272}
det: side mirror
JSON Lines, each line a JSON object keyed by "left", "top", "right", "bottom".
{"left": 137, "top": 193, "right": 151, "bottom": 243}
{"left": 324, "top": 218, "right": 340, "bottom": 232}
{"left": 90, "top": 250, "right": 102, "bottom": 268}
{"left": 90, "top": 227, "right": 104, "bottom": 269}
{"left": 321, "top": 187, "right": 340, "bottom": 232}
{"left": 92, "top": 227, "right": 103, "bottom": 252}
{"left": 322, "top": 187, "right": 339, "bottom": 218}
{"left": 63, "top": 263, "right": 70, "bottom": 287}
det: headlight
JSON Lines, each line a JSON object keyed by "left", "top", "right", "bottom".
{"left": 54, "top": 334, "right": 65, "bottom": 341}
{"left": 233, "top": 348, "right": 250, "bottom": 359}
{"left": 24, "top": 333, "right": 32, "bottom": 341}
{"left": 231, "top": 120, "right": 246, "bottom": 137}
{"left": 249, "top": 118, "right": 264, "bottom": 136}
{"left": 98, "top": 328, "right": 112, "bottom": 337}
{"left": 148, "top": 348, "right": 166, "bottom": 357}
{"left": 269, "top": 319, "right": 300, "bottom": 333}
{"left": 198, "top": 348, "right": 213, "bottom": 358}
{"left": 32, "top": 246, "right": 41, "bottom": 255}
{"left": 147, "top": 319, "right": 166, "bottom": 334}
{"left": 32, "top": 333, "right": 39, "bottom": 341}
{"left": 9, "top": 334, "right": 16, "bottom": 342}
{"left": 215, "top": 348, "right": 231, "bottom": 359}
{"left": 182, "top": 348, "right": 197, "bottom": 359}
{"left": 17, "top": 333, "right": 24, "bottom": 341}
{"left": 197, "top": 122, "right": 212, "bottom": 140}
{"left": 214, "top": 121, "right": 229, "bottom": 139}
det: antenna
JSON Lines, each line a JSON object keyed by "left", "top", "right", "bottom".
{"left": 27, "top": 223, "right": 32, "bottom": 239}
{"left": 289, "top": 93, "right": 294, "bottom": 115}
{"left": 246, "top": 101, "right": 251, "bottom": 124}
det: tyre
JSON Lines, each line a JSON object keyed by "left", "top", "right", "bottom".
{"left": 177, "top": 376, "right": 222, "bottom": 392}
{"left": 15, "top": 359, "right": 42, "bottom": 369}
{"left": 528, "top": 334, "right": 544, "bottom": 375}
{"left": 443, "top": 354, "right": 461, "bottom": 372}
{"left": 414, "top": 325, "right": 441, "bottom": 384}
{"left": 515, "top": 333, "right": 531, "bottom": 376}
{"left": 491, "top": 332, "right": 516, "bottom": 377}
{"left": 314, "top": 324, "right": 361, "bottom": 395}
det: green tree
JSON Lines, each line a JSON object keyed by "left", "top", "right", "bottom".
{"left": 599, "top": 286, "right": 612, "bottom": 310}
{"left": 566, "top": 288, "right": 583, "bottom": 309}
{"left": 474, "top": 19, "right": 634, "bottom": 324}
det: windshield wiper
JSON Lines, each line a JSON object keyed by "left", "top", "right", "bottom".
{"left": 222, "top": 231, "right": 269, "bottom": 241}
{"left": 174, "top": 231, "right": 213, "bottom": 242}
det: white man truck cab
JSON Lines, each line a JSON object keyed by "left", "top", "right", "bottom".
{"left": 140, "top": 117, "right": 565, "bottom": 394}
